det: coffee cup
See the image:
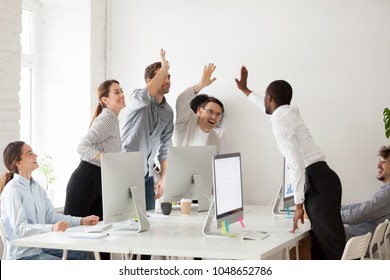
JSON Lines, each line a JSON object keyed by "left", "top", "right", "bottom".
{"left": 161, "top": 202, "right": 172, "bottom": 215}
{"left": 180, "top": 198, "right": 192, "bottom": 215}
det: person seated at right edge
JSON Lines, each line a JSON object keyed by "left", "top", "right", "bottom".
{"left": 341, "top": 145, "right": 390, "bottom": 240}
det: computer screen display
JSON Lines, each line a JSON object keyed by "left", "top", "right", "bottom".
{"left": 213, "top": 152, "right": 243, "bottom": 229}
{"left": 101, "top": 152, "right": 149, "bottom": 232}
{"left": 282, "top": 158, "right": 295, "bottom": 208}
{"left": 163, "top": 145, "right": 217, "bottom": 211}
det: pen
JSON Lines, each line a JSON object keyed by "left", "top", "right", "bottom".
{"left": 261, "top": 234, "right": 270, "bottom": 240}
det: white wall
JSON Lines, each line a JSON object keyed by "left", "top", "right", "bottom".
{"left": 91, "top": 0, "right": 107, "bottom": 115}
{"left": 109, "top": 0, "right": 390, "bottom": 205}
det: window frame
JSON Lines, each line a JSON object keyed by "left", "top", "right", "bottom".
{"left": 20, "top": 0, "right": 39, "bottom": 145}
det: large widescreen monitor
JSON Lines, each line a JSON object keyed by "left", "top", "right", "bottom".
{"left": 163, "top": 145, "right": 218, "bottom": 212}
{"left": 101, "top": 152, "right": 149, "bottom": 232}
{"left": 203, "top": 152, "right": 244, "bottom": 236}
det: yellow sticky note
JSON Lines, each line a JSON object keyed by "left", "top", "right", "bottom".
{"left": 221, "top": 220, "right": 227, "bottom": 234}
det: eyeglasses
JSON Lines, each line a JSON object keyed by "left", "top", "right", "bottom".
{"left": 378, "top": 158, "right": 390, "bottom": 164}
{"left": 202, "top": 108, "right": 223, "bottom": 118}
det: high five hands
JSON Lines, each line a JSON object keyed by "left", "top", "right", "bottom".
{"left": 194, "top": 63, "right": 217, "bottom": 93}
{"left": 160, "top": 49, "right": 170, "bottom": 72}
{"left": 235, "top": 66, "right": 252, "bottom": 96}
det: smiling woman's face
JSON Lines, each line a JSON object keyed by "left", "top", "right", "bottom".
{"left": 16, "top": 143, "right": 39, "bottom": 175}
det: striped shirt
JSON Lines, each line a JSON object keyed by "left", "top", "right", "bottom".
{"left": 78, "top": 108, "right": 121, "bottom": 167}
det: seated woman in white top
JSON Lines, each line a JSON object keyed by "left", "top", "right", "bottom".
{"left": 174, "top": 63, "right": 228, "bottom": 154}
{"left": 0, "top": 141, "right": 99, "bottom": 260}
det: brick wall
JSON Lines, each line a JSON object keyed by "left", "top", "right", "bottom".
{"left": 0, "top": 0, "right": 22, "bottom": 175}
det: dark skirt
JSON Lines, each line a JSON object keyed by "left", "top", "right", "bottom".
{"left": 64, "top": 160, "right": 103, "bottom": 220}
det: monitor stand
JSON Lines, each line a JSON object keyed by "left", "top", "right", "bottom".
{"left": 202, "top": 198, "right": 228, "bottom": 237}
{"left": 112, "top": 186, "right": 150, "bottom": 235}
{"left": 272, "top": 184, "right": 295, "bottom": 217}
{"left": 193, "top": 174, "right": 211, "bottom": 212}
{"left": 130, "top": 185, "right": 150, "bottom": 232}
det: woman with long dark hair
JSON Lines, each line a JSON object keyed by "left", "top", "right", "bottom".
{"left": 0, "top": 141, "right": 99, "bottom": 260}
{"left": 64, "top": 80, "right": 126, "bottom": 220}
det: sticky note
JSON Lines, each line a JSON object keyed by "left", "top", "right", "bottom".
{"left": 221, "top": 221, "right": 236, "bottom": 237}
{"left": 286, "top": 207, "right": 290, "bottom": 217}
{"left": 239, "top": 216, "right": 245, "bottom": 228}
{"left": 224, "top": 220, "right": 229, "bottom": 232}
{"left": 222, "top": 220, "right": 229, "bottom": 234}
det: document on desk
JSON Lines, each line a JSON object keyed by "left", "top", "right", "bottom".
{"left": 68, "top": 232, "right": 109, "bottom": 239}
{"left": 242, "top": 231, "right": 270, "bottom": 240}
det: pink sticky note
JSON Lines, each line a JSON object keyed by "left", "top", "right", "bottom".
{"left": 239, "top": 216, "right": 245, "bottom": 228}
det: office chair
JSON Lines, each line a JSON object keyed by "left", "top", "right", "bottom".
{"left": 341, "top": 232, "right": 371, "bottom": 260}
{"left": 383, "top": 219, "right": 389, "bottom": 260}
{"left": 368, "top": 220, "right": 389, "bottom": 259}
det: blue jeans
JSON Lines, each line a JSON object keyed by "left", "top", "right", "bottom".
{"left": 20, "top": 248, "right": 94, "bottom": 260}
{"left": 145, "top": 176, "right": 155, "bottom": 211}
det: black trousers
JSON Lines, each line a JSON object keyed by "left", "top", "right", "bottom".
{"left": 64, "top": 160, "right": 103, "bottom": 219}
{"left": 304, "top": 161, "right": 346, "bottom": 260}
{"left": 64, "top": 161, "right": 110, "bottom": 260}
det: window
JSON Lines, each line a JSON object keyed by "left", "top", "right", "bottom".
{"left": 20, "top": 0, "right": 38, "bottom": 145}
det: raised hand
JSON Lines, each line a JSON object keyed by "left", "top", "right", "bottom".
{"left": 148, "top": 49, "right": 170, "bottom": 99}
{"left": 160, "top": 49, "right": 170, "bottom": 72}
{"left": 235, "top": 66, "right": 252, "bottom": 96}
{"left": 193, "top": 63, "right": 217, "bottom": 93}
{"left": 201, "top": 63, "right": 217, "bottom": 87}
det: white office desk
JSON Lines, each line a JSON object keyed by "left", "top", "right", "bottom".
{"left": 138, "top": 205, "right": 310, "bottom": 259}
{"left": 12, "top": 205, "right": 310, "bottom": 260}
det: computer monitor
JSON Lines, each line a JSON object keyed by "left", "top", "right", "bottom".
{"left": 163, "top": 145, "right": 218, "bottom": 212}
{"left": 101, "top": 152, "right": 150, "bottom": 232}
{"left": 203, "top": 152, "right": 244, "bottom": 236}
{"left": 272, "top": 157, "right": 295, "bottom": 216}
{"left": 282, "top": 158, "right": 295, "bottom": 209}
